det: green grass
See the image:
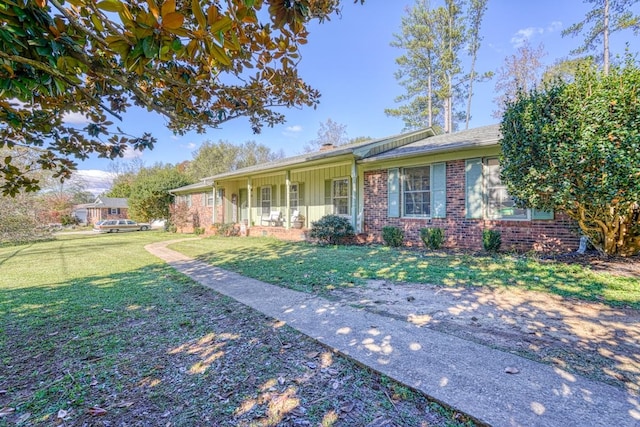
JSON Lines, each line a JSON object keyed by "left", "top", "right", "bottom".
{"left": 170, "top": 236, "right": 640, "bottom": 309}
{"left": 1, "top": 232, "right": 472, "bottom": 427}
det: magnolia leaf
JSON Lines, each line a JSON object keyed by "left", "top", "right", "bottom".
{"left": 161, "top": 0, "right": 176, "bottom": 17}
{"left": 192, "top": 0, "right": 206, "bottom": 29}
{"left": 96, "top": 0, "right": 123, "bottom": 13}
{"left": 209, "top": 16, "right": 232, "bottom": 34}
{"left": 147, "top": 0, "right": 159, "bottom": 18}
{"left": 90, "top": 14, "right": 104, "bottom": 32}
{"left": 162, "top": 12, "right": 184, "bottom": 30}
{"left": 206, "top": 5, "right": 219, "bottom": 25}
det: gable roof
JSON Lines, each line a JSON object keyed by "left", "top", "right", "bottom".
{"left": 360, "top": 124, "right": 501, "bottom": 163}
{"left": 169, "top": 181, "right": 212, "bottom": 194}
{"left": 202, "top": 127, "right": 438, "bottom": 182}
{"left": 87, "top": 197, "right": 128, "bottom": 209}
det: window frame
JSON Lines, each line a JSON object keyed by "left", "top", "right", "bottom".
{"left": 260, "top": 186, "right": 271, "bottom": 215}
{"left": 332, "top": 178, "right": 350, "bottom": 217}
{"left": 484, "top": 157, "right": 530, "bottom": 221}
{"left": 401, "top": 165, "right": 431, "bottom": 218}
{"left": 289, "top": 183, "right": 299, "bottom": 215}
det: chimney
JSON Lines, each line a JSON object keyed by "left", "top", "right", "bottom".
{"left": 320, "top": 142, "right": 335, "bottom": 151}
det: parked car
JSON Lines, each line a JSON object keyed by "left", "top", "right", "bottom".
{"left": 93, "top": 219, "right": 150, "bottom": 233}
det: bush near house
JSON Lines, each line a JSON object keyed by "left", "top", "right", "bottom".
{"left": 309, "top": 214, "right": 355, "bottom": 245}
{"left": 382, "top": 226, "right": 404, "bottom": 247}
{"left": 483, "top": 229, "right": 502, "bottom": 253}
{"left": 420, "top": 227, "right": 445, "bottom": 250}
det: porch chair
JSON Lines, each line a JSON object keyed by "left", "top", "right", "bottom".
{"left": 261, "top": 211, "right": 282, "bottom": 226}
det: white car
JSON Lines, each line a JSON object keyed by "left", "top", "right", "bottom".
{"left": 93, "top": 219, "right": 150, "bottom": 233}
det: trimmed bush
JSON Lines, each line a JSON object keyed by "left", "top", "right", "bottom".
{"left": 483, "top": 229, "right": 502, "bottom": 253}
{"left": 420, "top": 227, "right": 444, "bottom": 250}
{"left": 309, "top": 214, "right": 354, "bottom": 245}
{"left": 382, "top": 226, "right": 404, "bottom": 247}
{"left": 194, "top": 227, "right": 205, "bottom": 236}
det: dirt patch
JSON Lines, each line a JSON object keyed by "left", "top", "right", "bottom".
{"left": 329, "top": 277, "right": 640, "bottom": 397}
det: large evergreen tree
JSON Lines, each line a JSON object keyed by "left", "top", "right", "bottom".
{"left": 500, "top": 59, "right": 640, "bottom": 256}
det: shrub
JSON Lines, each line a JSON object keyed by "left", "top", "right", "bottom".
{"left": 382, "top": 226, "right": 404, "bottom": 247}
{"left": 483, "top": 229, "right": 502, "bottom": 253}
{"left": 60, "top": 214, "right": 80, "bottom": 226}
{"left": 420, "top": 227, "right": 444, "bottom": 250}
{"left": 309, "top": 214, "right": 354, "bottom": 245}
{"left": 216, "top": 223, "right": 239, "bottom": 237}
{"left": 194, "top": 227, "right": 205, "bottom": 236}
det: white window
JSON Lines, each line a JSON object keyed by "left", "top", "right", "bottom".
{"left": 207, "top": 191, "right": 214, "bottom": 207}
{"left": 332, "top": 178, "right": 349, "bottom": 216}
{"left": 485, "top": 158, "right": 528, "bottom": 220}
{"left": 289, "top": 183, "right": 299, "bottom": 215}
{"left": 109, "top": 208, "right": 120, "bottom": 215}
{"left": 402, "top": 166, "right": 430, "bottom": 217}
{"left": 260, "top": 186, "right": 271, "bottom": 215}
{"left": 186, "top": 194, "right": 192, "bottom": 208}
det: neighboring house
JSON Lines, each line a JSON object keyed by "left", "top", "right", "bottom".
{"left": 84, "top": 197, "right": 129, "bottom": 224}
{"left": 169, "top": 125, "right": 580, "bottom": 251}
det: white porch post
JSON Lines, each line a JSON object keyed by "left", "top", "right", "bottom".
{"left": 247, "top": 178, "right": 252, "bottom": 227}
{"left": 285, "top": 171, "right": 291, "bottom": 229}
{"left": 351, "top": 161, "right": 358, "bottom": 231}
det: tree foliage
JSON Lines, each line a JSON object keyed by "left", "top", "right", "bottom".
{"left": 562, "top": 0, "right": 640, "bottom": 74}
{"left": 127, "top": 163, "right": 192, "bottom": 221}
{"left": 387, "top": 0, "right": 489, "bottom": 132}
{"left": 186, "top": 139, "right": 284, "bottom": 180}
{"left": 0, "top": 0, "right": 362, "bottom": 196}
{"left": 500, "top": 59, "right": 640, "bottom": 256}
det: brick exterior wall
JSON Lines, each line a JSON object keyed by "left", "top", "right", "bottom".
{"left": 363, "top": 160, "right": 580, "bottom": 252}
{"left": 176, "top": 193, "right": 214, "bottom": 233}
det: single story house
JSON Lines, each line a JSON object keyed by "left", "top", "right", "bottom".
{"left": 83, "top": 197, "right": 129, "bottom": 225}
{"left": 169, "top": 124, "right": 580, "bottom": 251}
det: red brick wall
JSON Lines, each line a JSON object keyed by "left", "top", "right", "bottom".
{"left": 177, "top": 193, "right": 214, "bottom": 233}
{"left": 363, "top": 160, "right": 580, "bottom": 252}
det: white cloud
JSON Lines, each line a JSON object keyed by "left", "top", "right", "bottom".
{"left": 283, "top": 124, "right": 303, "bottom": 137}
{"left": 510, "top": 27, "right": 544, "bottom": 47}
{"left": 121, "top": 147, "right": 144, "bottom": 160}
{"left": 74, "top": 170, "right": 116, "bottom": 195}
{"left": 63, "top": 111, "right": 90, "bottom": 125}
{"left": 510, "top": 21, "right": 564, "bottom": 48}
{"left": 547, "top": 21, "right": 562, "bottom": 32}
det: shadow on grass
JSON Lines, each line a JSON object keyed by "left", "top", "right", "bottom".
{"left": 181, "top": 239, "right": 640, "bottom": 310}
{"left": 1, "top": 261, "right": 463, "bottom": 427}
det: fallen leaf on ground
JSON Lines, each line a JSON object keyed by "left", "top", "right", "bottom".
{"left": 57, "top": 409, "right": 69, "bottom": 419}
{"left": 0, "top": 407, "right": 15, "bottom": 417}
{"left": 305, "top": 351, "right": 319, "bottom": 359}
{"left": 116, "top": 401, "right": 134, "bottom": 408}
{"left": 505, "top": 367, "right": 520, "bottom": 374}
{"left": 87, "top": 407, "right": 107, "bottom": 416}
{"left": 16, "top": 413, "right": 31, "bottom": 423}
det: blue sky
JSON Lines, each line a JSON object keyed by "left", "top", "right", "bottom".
{"left": 75, "top": 0, "right": 639, "bottom": 192}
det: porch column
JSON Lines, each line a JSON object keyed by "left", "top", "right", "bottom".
{"left": 285, "top": 171, "right": 291, "bottom": 229}
{"left": 247, "top": 178, "right": 252, "bottom": 227}
{"left": 351, "top": 160, "right": 358, "bottom": 231}
{"left": 212, "top": 183, "right": 217, "bottom": 224}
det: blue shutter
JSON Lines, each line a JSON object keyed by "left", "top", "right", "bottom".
{"left": 465, "top": 159, "right": 484, "bottom": 219}
{"left": 532, "top": 209, "right": 554, "bottom": 220}
{"left": 388, "top": 168, "right": 400, "bottom": 218}
{"left": 431, "top": 163, "right": 446, "bottom": 218}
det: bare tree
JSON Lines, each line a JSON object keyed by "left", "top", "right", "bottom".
{"left": 304, "top": 119, "right": 350, "bottom": 152}
{"left": 492, "top": 41, "right": 547, "bottom": 119}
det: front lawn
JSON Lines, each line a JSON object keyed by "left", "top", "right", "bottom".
{"left": 0, "top": 232, "right": 471, "bottom": 427}
{"left": 170, "top": 236, "right": 640, "bottom": 309}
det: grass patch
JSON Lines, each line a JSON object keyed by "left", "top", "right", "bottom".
{"left": 1, "top": 232, "right": 471, "bottom": 427}
{"left": 170, "top": 236, "right": 640, "bottom": 309}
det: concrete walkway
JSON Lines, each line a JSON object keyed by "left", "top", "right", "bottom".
{"left": 145, "top": 240, "right": 640, "bottom": 427}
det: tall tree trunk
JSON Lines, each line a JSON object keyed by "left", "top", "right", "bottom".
{"left": 428, "top": 74, "right": 433, "bottom": 128}
{"left": 465, "top": 65, "right": 475, "bottom": 129}
{"left": 603, "top": 0, "right": 610, "bottom": 75}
